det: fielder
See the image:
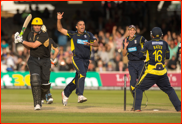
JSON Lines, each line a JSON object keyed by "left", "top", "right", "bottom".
{"left": 133, "top": 27, "right": 181, "bottom": 112}
{"left": 14, "top": 17, "right": 58, "bottom": 110}
{"left": 57, "top": 12, "right": 98, "bottom": 106}
{"left": 122, "top": 25, "right": 147, "bottom": 101}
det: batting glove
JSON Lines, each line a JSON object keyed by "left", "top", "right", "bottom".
{"left": 14, "top": 32, "right": 19, "bottom": 43}
{"left": 14, "top": 32, "right": 23, "bottom": 43}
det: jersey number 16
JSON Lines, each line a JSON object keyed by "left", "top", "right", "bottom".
{"left": 153, "top": 50, "right": 162, "bottom": 62}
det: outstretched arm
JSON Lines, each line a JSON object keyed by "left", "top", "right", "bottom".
{"left": 57, "top": 12, "right": 68, "bottom": 36}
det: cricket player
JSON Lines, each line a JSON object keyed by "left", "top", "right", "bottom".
{"left": 133, "top": 27, "right": 181, "bottom": 112}
{"left": 41, "top": 38, "right": 59, "bottom": 104}
{"left": 122, "top": 25, "right": 147, "bottom": 99}
{"left": 57, "top": 12, "right": 98, "bottom": 106}
{"left": 14, "top": 17, "right": 58, "bottom": 110}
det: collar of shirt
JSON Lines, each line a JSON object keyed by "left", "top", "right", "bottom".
{"left": 152, "top": 38, "right": 161, "bottom": 41}
{"left": 128, "top": 35, "right": 136, "bottom": 41}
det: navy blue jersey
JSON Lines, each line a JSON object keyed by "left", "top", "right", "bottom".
{"left": 67, "top": 30, "right": 96, "bottom": 59}
{"left": 139, "top": 38, "right": 170, "bottom": 66}
{"left": 123, "top": 35, "right": 147, "bottom": 61}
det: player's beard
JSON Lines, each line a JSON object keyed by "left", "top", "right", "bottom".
{"left": 32, "top": 26, "right": 41, "bottom": 33}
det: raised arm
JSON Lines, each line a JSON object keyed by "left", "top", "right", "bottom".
{"left": 112, "top": 26, "right": 117, "bottom": 39}
{"left": 122, "top": 39, "right": 128, "bottom": 56}
{"left": 57, "top": 12, "right": 68, "bottom": 36}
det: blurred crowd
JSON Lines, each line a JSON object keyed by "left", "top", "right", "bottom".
{"left": 1, "top": 2, "right": 181, "bottom": 72}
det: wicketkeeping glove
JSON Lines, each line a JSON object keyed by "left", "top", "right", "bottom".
{"left": 14, "top": 32, "right": 23, "bottom": 43}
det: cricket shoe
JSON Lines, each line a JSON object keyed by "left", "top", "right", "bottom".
{"left": 62, "top": 91, "right": 68, "bottom": 106}
{"left": 41, "top": 100, "right": 44, "bottom": 104}
{"left": 34, "top": 104, "right": 41, "bottom": 110}
{"left": 78, "top": 95, "right": 87, "bottom": 103}
{"left": 45, "top": 93, "right": 53, "bottom": 104}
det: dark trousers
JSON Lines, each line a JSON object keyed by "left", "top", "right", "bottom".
{"left": 64, "top": 56, "right": 89, "bottom": 97}
{"left": 28, "top": 56, "right": 51, "bottom": 83}
{"left": 134, "top": 73, "right": 181, "bottom": 111}
{"left": 128, "top": 61, "right": 144, "bottom": 96}
{"left": 28, "top": 56, "right": 51, "bottom": 106}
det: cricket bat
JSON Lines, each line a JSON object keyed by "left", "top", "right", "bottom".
{"left": 19, "top": 14, "right": 32, "bottom": 36}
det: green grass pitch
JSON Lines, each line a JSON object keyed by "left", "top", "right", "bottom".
{"left": 1, "top": 89, "right": 181, "bottom": 123}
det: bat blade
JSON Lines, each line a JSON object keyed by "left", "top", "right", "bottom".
{"left": 19, "top": 14, "right": 32, "bottom": 36}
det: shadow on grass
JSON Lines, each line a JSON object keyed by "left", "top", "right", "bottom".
{"left": 144, "top": 108, "right": 169, "bottom": 111}
{"left": 41, "top": 107, "right": 56, "bottom": 110}
{"left": 77, "top": 106, "right": 97, "bottom": 109}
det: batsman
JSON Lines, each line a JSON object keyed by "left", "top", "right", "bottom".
{"left": 14, "top": 17, "right": 58, "bottom": 110}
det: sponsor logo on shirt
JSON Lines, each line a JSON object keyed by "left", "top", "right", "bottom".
{"left": 77, "top": 39, "right": 88, "bottom": 44}
{"left": 128, "top": 47, "right": 137, "bottom": 52}
{"left": 152, "top": 42, "right": 163, "bottom": 45}
{"left": 134, "top": 40, "right": 137, "bottom": 44}
{"left": 84, "top": 35, "right": 87, "bottom": 38}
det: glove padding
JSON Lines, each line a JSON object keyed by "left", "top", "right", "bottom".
{"left": 51, "top": 58, "right": 58, "bottom": 66}
{"left": 14, "top": 32, "right": 23, "bottom": 43}
{"left": 41, "top": 25, "right": 47, "bottom": 32}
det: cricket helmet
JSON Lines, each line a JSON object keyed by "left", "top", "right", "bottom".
{"left": 31, "top": 17, "right": 43, "bottom": 25}
{"left": 150, "top": 27, "right": 163, "bottom": 38}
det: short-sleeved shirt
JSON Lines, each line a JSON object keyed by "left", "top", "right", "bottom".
{"left": 67, "top": 30, "right": 96, "bottom": 59}
{"left": 139, "top": 38, "right": 170, "bottom": 66}
{"left": 123, "top": 35, "right": 147, "bottom": 61}
{"left": 27, "top": 31, "right": 50, "bottom": 58}
{"left": 49, "top": 38, "right": 58, "bottom": 51}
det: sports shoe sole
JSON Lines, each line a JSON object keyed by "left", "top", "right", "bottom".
{"left": 62, "top": 91, "right": 67, "bottom": 106}
{"left": 34, "top": 107, "right": 41, "bottom": 110}
{"left": 78, "top": 99, "right": 87, "bottom": 103}
{"left": 62, "top": 100, "right": 67, "bottom": 106}
{"left": 47, "top": 98, "right": 53, "bottom": 104}
{"left": 34, "top": 105, "right": 41, "bottom": 110}
{"left": 41, "top": 100, "right": 44, "bottom": 104}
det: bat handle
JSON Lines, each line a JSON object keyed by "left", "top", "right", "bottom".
{"left": 19, "top": 27, "right": 26, "bottom": 36}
